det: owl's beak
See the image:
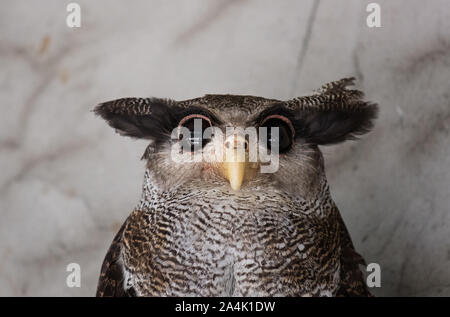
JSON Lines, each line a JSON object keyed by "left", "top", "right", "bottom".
{"left": 221, "top": 135, "right": 249, "bottom": 191}
{"left": 222, "top": 160, "right": 246, "bottom": 191}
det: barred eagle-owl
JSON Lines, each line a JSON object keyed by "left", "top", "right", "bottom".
{"left": 94, "top": 77, "right": 377, "bottom": 297}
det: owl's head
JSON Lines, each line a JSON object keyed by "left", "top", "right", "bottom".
{"left": 95, "top": 78, "right": 377, "bottom": 199}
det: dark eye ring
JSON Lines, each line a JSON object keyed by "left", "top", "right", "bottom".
{"left": 260, "top": 115, "right": 295, "bottom": 153}
{"left": 177, "top": 114, "right": 212, "bottom": 152}
{"left": 177, "top": 114, "right": 212, "bottom": 139}
{"left": 260, "top": 115, "right": 295, "bottom": 138}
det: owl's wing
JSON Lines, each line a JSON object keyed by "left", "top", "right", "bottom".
{"left": 335, "top": 211, "right": 373, "bottom": 297}
{"left": 96, "top": 219, "right": 137, "bottom": 297}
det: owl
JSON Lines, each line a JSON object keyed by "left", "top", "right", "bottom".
{"left": 95, "top": 77, "right": 377, "bottom": 297}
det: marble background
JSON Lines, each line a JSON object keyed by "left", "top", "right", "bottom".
{"left": 0, "top": 0, "right": 449, "bottom": 296}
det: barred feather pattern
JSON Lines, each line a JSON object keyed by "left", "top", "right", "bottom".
{"left": 285, "top": 78, "right": 368, "bottom": 112}
{"left": 98, "top": 97, "right": 180, "bottom": 115}
{"left": 96, "top": 169, "right": 371, "bottom": 297}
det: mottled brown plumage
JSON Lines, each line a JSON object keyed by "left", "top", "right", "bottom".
{"left": 95, "top": 78, "right": 376, "bottom": 297}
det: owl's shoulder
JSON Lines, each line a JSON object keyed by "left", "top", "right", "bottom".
{"left": 334, "top": 207, "right": 372, "bottom": 297}
{"left": 96, "top": 213, "right": 138, "bottom": 297}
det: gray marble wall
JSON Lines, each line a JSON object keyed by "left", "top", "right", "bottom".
{"left": 0, "top": 0, "right": 449, "bottom": 296}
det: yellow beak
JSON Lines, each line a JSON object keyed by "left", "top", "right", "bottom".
{"left": 222, "top": 157, "right": 246, "bottom": 191}
{"left": 221, "top": 135, "right": 253, "bottom": 191}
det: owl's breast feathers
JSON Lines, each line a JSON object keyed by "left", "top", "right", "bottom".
{"left": 96, "top": 187, "right": 371, "bottom": 297}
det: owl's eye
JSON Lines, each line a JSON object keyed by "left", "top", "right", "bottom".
{"left": 177, "top": 114, "right": 212, "bottom": 152}
{"left": 260, "top": 115, "right": 295, "bottom": 153}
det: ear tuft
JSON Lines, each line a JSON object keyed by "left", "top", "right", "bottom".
{"left": 93, "top": 97, "right": 179, "bottom": 140}
{"left": 287, "top": 78, "right": 378, "bottom": 145}
{"left": 298, "top": 101, "right": 378, "bottom": 145}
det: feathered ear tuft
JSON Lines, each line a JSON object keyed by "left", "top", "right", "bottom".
{"left": 93, "top": 97, "right": 181, "bottom": 141}
{"left": 296, "top": 101, "right": 378, "bottom": 145}
{"left": 287, "top": 78, "right": 378, "bottom": 145}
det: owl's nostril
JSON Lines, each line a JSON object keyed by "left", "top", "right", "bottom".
{"left": 225, "top": 139, "right": 248, "bottom": 151}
